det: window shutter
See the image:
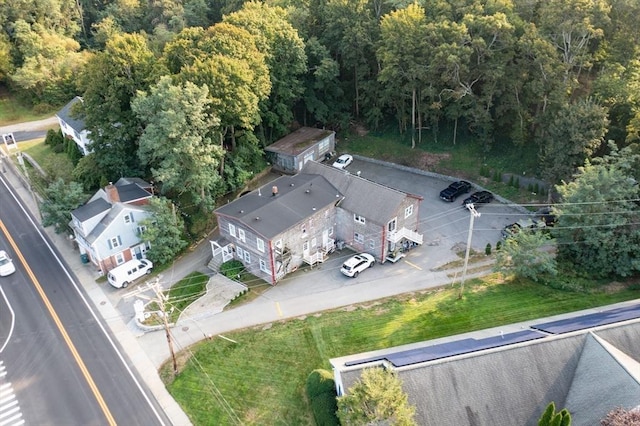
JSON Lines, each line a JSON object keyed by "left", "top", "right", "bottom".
{"left": 117, "top": 236, "right": 122, "bottom": 245}
{"left": 108, "top": 239, "right": 112, "bottom": 249}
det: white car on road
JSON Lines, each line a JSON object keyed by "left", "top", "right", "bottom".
{"left": 340, "top": 253, "right": 375, "bottom": 278}
{"left": 0, "top": 250, "right": 16, "bottom": 276}
{"left": 332, "top": 154, "right": 353, "bottom": 170}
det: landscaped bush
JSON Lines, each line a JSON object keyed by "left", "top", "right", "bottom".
{"left": 220, "top": 259, "right": 245, "bottom": 279}
{"left": 45, "top": 128, "right": 64, "bottom": 148}
{"left": 306, "top": 369, "right": 339, "bottom": 426}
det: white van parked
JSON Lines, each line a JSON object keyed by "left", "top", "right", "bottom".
{"left": 107, "top": 258, "right": 153, "bottom": 289}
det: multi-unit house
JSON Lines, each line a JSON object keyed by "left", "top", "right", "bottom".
{"left": 70, "top": 178, "right": 154, "bottom": 274}
{"left": 212, "top": 161, "right": 423, "bottom": 285}
{"left": 56, "top": 96, "right": 92, "bottom": 156}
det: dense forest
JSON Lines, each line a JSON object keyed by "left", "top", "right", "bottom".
{"left": 2, "top": 0, "right": 640, "bottom": 275}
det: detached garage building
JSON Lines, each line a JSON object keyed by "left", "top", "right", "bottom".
{"left": 265, "top": 127, "right": 335, "bottom": 174}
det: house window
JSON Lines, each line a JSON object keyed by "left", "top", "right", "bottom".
{"left": 354, "top": 214, "right": 366, "bottom": 225}
{"left": 388, "top": 218, "right": 397, "bottom": 232}
{"left": 237, "top": 246, "right": 244, "bottom": 260}
{"left": 275, "top": 239, "right": 282, "bottom": 250}
{"left": 108, "top": 236, "right": 122, "bottom": 249}
{"left": 354, "top": 233, "right": 364, "bottom": 244}
{"left": 123, "top": 213, "right": 132, "bottom": 224}
{"left": 328, "top": 226, "right": 334, "bottom": 236}
{"left": 257, "top": 238, "right": 265, "bottom": 253}
{"left": 243, "top": 251, "right": 251, "bottom": 263}
{"left": 319, "top": 139, "right": 329, "bottom": 152}
{"left": 137, "top": 225, "right": 147, "bottom": 236}
{"left": 115, "top": 253, "right": 125, "bottom": 265}
{"left": 301, "top": 225, "right": 307, "bottom": 238}
{"left": 229, "top": 223, "right": 236, "bottom": 238}
{"left": 405, "top": 205, "right": 414, "bottom": 218}
{"left": 259, "top": 259, "right": 269, "bottom": 273}
{"left": 369, "top": 240, "right": 375, "bottom": 250}
{"left": 238, "top": 229, "right": 246, "bottom": 243}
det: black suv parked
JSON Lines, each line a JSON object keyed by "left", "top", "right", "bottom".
{"left": 462, "top": 191, "right": 494, "bottom": 207}
{"left": 439, "top": 180, "right": 472, "bottom": 202}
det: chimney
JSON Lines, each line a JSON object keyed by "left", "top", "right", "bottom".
{"left": 106, "top": 182, "right": 120, "bottom": 203}
{"left": 272, "top": 186, "right": 278, "bottom": 196}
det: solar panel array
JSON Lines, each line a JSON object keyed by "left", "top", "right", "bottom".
{"left": 343, "top": 303, "right": 640, "bottom": 369}
{"left": 531, "top": 304, "right": 640, "bottom": 334}
{"left": 345, "top": 330, "right": 545, "bottom": 368}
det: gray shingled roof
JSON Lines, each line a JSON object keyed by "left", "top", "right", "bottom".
{"left": 116, "top": 177, "right": 151, "bottom": 189}
{"left": 334, "top": 321, "right": 640, "bottom": 426}
{"left": 71, "top": 198, "right": 111, "bottom": 222}
{"left": 56, "top": 96, "right": 86, "bottom": 133}
{"left": 114, "top": 183, "right": 152, "bottom": 203}
{"left": 215, "top": 173, "right": 342, "bottom": 239}
{"left": 264, "top": 127, "right": 334, "bottom": 155}
{"left": 85, "top": 203, "right": 148, "bottom": 244}
{"left": 301, "top": 161, "right": 408, "bottom": 225}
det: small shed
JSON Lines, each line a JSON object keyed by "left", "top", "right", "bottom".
{"left": 265, "top": 127, "right": 335, "bottom": 174}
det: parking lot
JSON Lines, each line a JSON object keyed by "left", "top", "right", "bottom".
{"left": 348, "top": 157, "right": 527, "bottom": 261}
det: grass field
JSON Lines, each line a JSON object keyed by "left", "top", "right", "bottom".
{"left": 0, "top": 97, "right": 58, "bottom": 126}
{"left": 163, "top": 273, "right": 638, "bottom": 425}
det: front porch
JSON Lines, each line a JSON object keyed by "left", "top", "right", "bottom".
{"left": 302, "top": 238, "right": 335, "bottom": 267}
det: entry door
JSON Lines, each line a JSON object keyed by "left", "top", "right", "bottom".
{"left": 303, "top": 241, "right": 310, "bottom": 258}
{"left": 322, "top": 230, "right": 328, "bottom": 248}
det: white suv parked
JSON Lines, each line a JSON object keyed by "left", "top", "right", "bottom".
{"left": 340, "top": 253, "right": 375, "bottom": 278}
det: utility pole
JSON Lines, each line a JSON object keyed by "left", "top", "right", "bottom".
{"left": 124, "top": 277, "right": 179, "bottom": 376}
{"left": 459, "top": 203, "right": 480, "bottom": 299}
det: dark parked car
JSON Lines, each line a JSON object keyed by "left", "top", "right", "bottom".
{"left": 501, "top": 218, "right": 546, "bottom": 239}
{"left": 462, "top": 191, "right": 494, "bottom": 207}
{"left": 439, "top": 180, "right": 472, "bottom": 202}
{"left": 534, "top": 206, "right": 557, "bottom": 227}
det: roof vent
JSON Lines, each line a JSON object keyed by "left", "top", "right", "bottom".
{"left": 305, "top": 189, "right": 310, "bottom": 193}
{"left": 290, "top": 183, "right": 294, "bottom": 187}
{"left": 239, "top": 210, "right": 244, "bottom": 214}
{"left": 255, "top": 217, "right": 260, "bottom": 221}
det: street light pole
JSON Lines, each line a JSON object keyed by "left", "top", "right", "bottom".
{"left": 459, "top": 203, "right": 480, "bottom": 299}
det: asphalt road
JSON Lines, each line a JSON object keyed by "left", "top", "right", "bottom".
{"left": 0, "top": 176, "right": 170, "bottom": 425}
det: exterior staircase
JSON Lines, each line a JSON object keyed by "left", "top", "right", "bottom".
{"left": 388, "top": 227, "right": 424, "bottom": 245}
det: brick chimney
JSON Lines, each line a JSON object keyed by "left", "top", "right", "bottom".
{"left": 106, "top": 182, "right": 120, "bottom": 203}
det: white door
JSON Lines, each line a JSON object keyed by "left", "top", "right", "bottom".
{"left": 303, "top": 241, "right": 309, "bottom": 258}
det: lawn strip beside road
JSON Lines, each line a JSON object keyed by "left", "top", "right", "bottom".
{"left": 163, "top": 274, "right": 638, "bottom": 425}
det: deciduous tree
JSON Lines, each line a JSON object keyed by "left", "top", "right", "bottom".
{"left": 139, "top": 197, "right": 188, "bottom": 266}
{"left": 132, "top": 76, "right": 224, "bottom": 211}
{"left": 540, "top": 98, "right": 609, "bottom": 184}
{"left": 78, "top": 33, "right": 164, "bottom": 180}
{"left": 41, "top": 178, "right": 86, "bottom": 234}
{"left": 553, "top": 144, "right": 640, "bottom": 278}
{"left": 224, "top": 1, "right": 307, "bottom": 139}
{"left": 494, "top": 230, "right": 557, "bottom": 282}
{"left": 337, "top": 367, "right": 417, "bottom": 426}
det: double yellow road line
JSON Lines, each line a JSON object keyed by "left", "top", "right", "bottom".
{"left": 0, "top": 219, "right": 116, "bottom": 425}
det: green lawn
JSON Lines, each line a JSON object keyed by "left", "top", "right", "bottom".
{"left": 0, "top": 97, "right": 58, "bottom": 126}
{"left": 163, "top": 274, "right": 638, "bottom": 425}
